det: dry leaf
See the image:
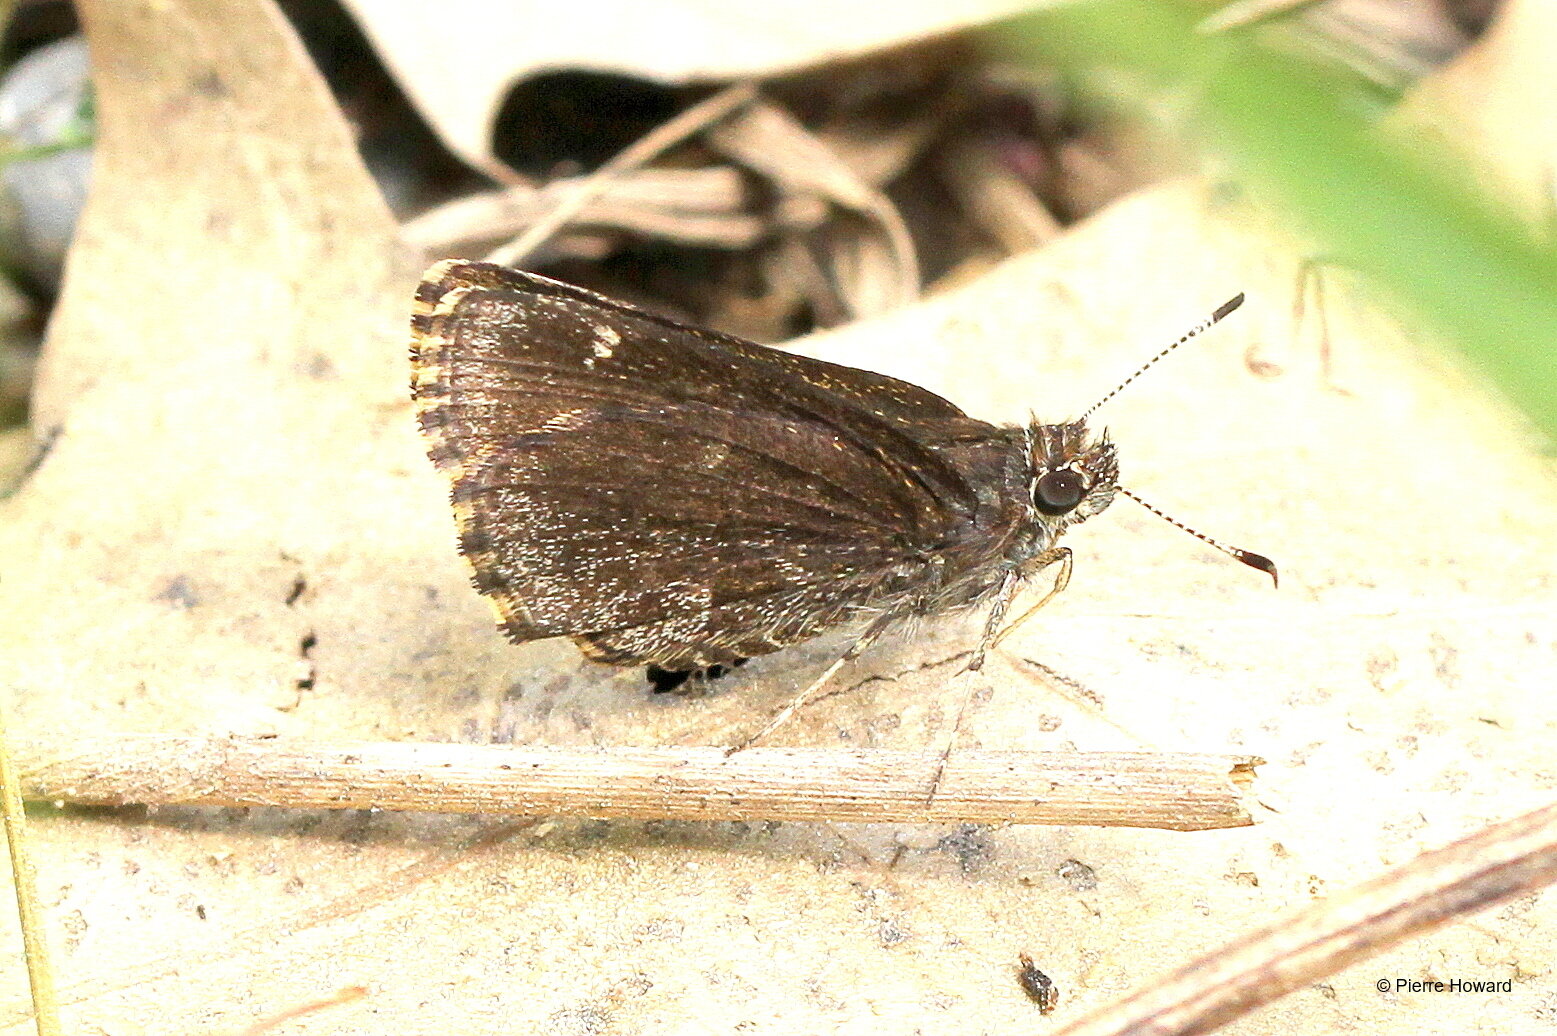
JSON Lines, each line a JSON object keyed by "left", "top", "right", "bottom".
{"left": 402, "top": 167, "right": 764, "bottom": 256}
{"left": 1, "top": 1, "right": 1554, "bottom": 1033}
{"left": 342, "top": 0, "right": 1044, "bottom": 175}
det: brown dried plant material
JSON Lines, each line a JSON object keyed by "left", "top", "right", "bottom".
{"left": 394, "top": 40, "right": 1092, "bottom": 342}
{"left": 809, "top": 96, "right": 959, "bottom": 192}
{"left": 402, "top": 167, "right": 765, "bottom": 257}
{"left": 404, "top": 63, "right": 1049, "bottom": 343}
{"left": 708, "top": 99, "right": 920, "bottom": 317}
{"left": 485, "top": 81, "right": 761, "bottom": 269}
{"left": 341, "top": 0, "right": 1045, "bottom": 175}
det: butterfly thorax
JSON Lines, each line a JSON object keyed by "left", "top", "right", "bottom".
{"left": 914, "top": 419, "right": 1117, "bottom": 618}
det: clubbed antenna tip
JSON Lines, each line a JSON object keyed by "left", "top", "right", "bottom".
{"left": 1234, "top": 548, "right": 1278, "bottom": 587}
{"left": 1118, "top": 486, "right": 1277, "bottom": 588}
{"left": 1213, "top": 292, "right": 1246, "bottom": 322}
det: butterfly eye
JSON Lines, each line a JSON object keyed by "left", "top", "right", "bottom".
{"left": 1032, "top": 469, "right": 1087, "bottom": 515}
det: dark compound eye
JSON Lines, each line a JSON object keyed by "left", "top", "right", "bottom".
{"left": 1032, "top": 469, "right": 1086, "bottom": 515}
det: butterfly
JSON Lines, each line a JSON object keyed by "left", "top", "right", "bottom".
{"left": 410, "top": 260, "right": 1272, "bottom": 702}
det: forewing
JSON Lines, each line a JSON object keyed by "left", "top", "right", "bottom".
{"left": 414, "top": 260, "right": 996, "bottom": 456}
{"left": 410, "top": 260, "right": 978, "bottom": 655}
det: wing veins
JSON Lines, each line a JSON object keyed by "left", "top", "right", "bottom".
{"left": 462, "top": 477, "right": 888, "bottom": 537}
{"left": 500, "top": 408, "right": 920, "bottom": 531}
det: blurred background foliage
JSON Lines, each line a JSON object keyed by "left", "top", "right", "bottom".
{"left": 990, "top": 0, "right": 1557, "bottom": 442}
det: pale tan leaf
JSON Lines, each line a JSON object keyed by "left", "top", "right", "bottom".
{"left": 0, "top": 1, "right": 1553, "bottom": 1032}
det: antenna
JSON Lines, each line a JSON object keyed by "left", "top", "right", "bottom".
{"left": 1118, "top": 486, "right": 1278, "bottom": 586}
{"left": 1080, "top": 293, "right": 1245, "bottom": 422}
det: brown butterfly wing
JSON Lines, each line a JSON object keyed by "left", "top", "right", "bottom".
{"left": 410, "top": 260, "right": 994, "bottom": 667}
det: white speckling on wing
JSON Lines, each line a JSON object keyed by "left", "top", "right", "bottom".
{"left": 541, "top": 409, "right": 591, "bottom": 432}
{"left": 591, "top": 323, "right": 621, "bottom": 358}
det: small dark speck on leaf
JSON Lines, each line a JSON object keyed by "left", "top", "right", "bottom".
{"left": 193, "top": 70, "right": 229, "bottom": 97}
{"left": 1057, "top": 858, "right": 1098, "bottom": 891}
{"left": 1018, "top": 953, "right": 1058, "bottom": 1013}
{"left": 156, "top": 575, "right": 200, "bottom": 610}
{"left": 936, "top": 824, "right": 994, "bottom": 874}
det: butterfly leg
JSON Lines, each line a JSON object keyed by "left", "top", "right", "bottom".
{"left": 988, "top": 547, "right": 1072, "bottom": 656}
{"left": 926, "top": 549, "right": 1071, "bottom": 805}
{"left": 724, "top": 628, "right": 885, "bottom": 756}
{"left": 925, "top": 567, "right": 1023, "bottom": 804}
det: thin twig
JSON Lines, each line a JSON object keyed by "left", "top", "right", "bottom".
{"left": 405, "top": 167, "right": 762, "bottom": 255}
{"left": 0, "top": 702, "right": 62, "bottom": 1036}
{"left": 486, "top": 81, "right": 760, "bottom": 268}
{"left": 16, "top": 736, "right": 1260, "bottom": 830}
{"left": 0, "top": 2, "right": 64, "bottom": 1020}
{"left": 233, "top": 985, "right": 368, "bottom": 1036}
{"left": 1052, "top": 799, "right": 1557, "bottom": 1036}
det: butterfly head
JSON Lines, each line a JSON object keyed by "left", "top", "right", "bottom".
{"left": 1026, "top": 419, "right": 1119, "bottom": 536}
